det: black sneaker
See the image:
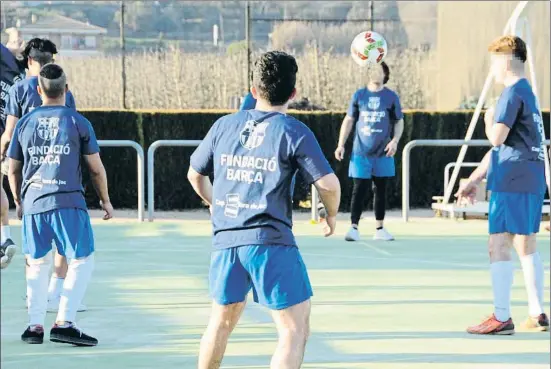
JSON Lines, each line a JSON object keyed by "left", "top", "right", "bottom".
{"left": 50, "top": 323, "right": 98, "bottom": 347}
{"left": 21, "top": 325, "right": 44, "bottom": 344}
{"left": 0, "top": 238, "right": 17, "bottom": 269}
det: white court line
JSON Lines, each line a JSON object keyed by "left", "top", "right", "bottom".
{"left": 301, "top": 251, "right": 483, "bottom": 269}
{"left": 359, "top": 241, "right": 392, "bottom": 256}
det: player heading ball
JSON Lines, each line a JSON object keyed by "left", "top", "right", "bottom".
{"left": 188, "top": 51, "right": 341, "bottom": 369}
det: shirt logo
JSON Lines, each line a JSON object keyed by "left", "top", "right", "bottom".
{"left": 240, "top": 120, "right": 270, "bottom": 150}
{"left": 368, "top": 97, "right": 380, "bottom": 110}
{"left": 37, "top": 117, "right": 60, "bottom": 141}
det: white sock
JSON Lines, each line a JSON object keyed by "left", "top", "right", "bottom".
{"left": 27, "top": 253, "right": 52, "bottom": 326}
{"left": 520, "top": 252, "right": 545, "bottom": 317}
{"left": 56, "top": 254, "right": 94, "bottom": 323}
{"left": 47, "top": 276, "right": 64, "bottom": 302}
{"left": 1, "top": 225, "right": 10, "bottom": 243}
{"left": 491, "top": 261, "right": 514, "bottom": 322}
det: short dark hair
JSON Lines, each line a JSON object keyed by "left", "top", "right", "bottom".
{"left": 252, "top": 51, "right": 298, "bottom": 106}
{"left": 381, "top": 61, "right": 390, "bottom": 84}
{"left": 23, "top": 38, "right": 57, "bottom": 67}
{"left": 38, "top": 64, "right": 66, "bottom": 99}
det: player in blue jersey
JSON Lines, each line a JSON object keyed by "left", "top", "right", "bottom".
{"left": 7, "top": 64, "right": 113, "bottom": 346}
{"left": 1, "top": 38, "right": 81, "bottom": 311}
{"left": 239, "top": 91, "right": 257, "bottom": 110}
{"left": 0, "top": 39, "right": 25, "bottom": 269}
{"left": 335, "top": 61, "right": 404, "bottom": 242}
{"left": 188, "top": 51, "right": 341, "bottom": 369}
{"left": 456, "top": 36, "right": 548, "bottom": 335}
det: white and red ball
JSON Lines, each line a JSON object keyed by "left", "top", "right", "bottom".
{"left": 350, "top": 31, "right": 388, "bottom": 67}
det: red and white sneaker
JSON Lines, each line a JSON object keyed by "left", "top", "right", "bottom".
{"left": 467, "top": 314, "right": 515, "bottom": 335}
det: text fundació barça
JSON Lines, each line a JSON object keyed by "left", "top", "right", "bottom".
{"left": 27, "top": 144, "right": 71, "bottom": 165}
{"left": 220, "top": 154, "right": 277, "bottom": 185}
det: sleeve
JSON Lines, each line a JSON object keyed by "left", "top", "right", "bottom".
{"left": 5, "top": 85, "right": 21, "bottom": 118}
{"left": 190, "top": 120, "right": 219, "bottom": 175}
{"left": 346, "top": 90, "right": 359, "bottom": 121}
{"left": 79, "top": 117, "right": 100, "bottom": 155}
{"left": 239, "top": 92, "right": 256, "bottom": 111}
{"left": 494, "top": 89, "right": 521, "bottom": 129}
{"left": 66, "top": 91, "right": 77, "bottom": 110}
{"left": 389, "top": 93, "right": 403, "bottom": 121}
{"left": 6, "top": 124, "right": 23, "bottom": 161}
{"left": 294, "top": 127, "right": 334, "bottom": 185}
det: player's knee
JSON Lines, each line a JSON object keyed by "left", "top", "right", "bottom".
{"left": 277, "top": 322, "right": 310, "bottom": 345}
{"left": 514, "top": 234, "right": 537, "bottom": 257}
{"left": 488, "top": 235, "right": 511, "bottom": 262}
{"left": 27, "top": 252, "right": 53, "bottom": 267}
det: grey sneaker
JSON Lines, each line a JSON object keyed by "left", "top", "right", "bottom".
{"left": 1, "top": 239, "right": 17, "bottom": 269}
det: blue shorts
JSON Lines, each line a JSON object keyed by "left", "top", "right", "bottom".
{"left": 22, "top": 208, "right": 94, "bottom": 260}
{"left": 489, "top": 191, "right": 544, "bottom": 235}
{"left": 349, "top": 155, "right": 395, "bottom": 179}
{"left": 209, "top": 245, "right": 313, "bottom": 310}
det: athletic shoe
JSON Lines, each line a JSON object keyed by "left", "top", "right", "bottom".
{"left": 50, "top": 323, "right": 98, "bottom": 347}
{"left": 467, "top": 314, "right": 515, "bottom": 335}
{"left": 317, "top": 203, "right": 327, "bottom": 220}
{"left": 345, "top": 227, "right": 360, "bottom": 242}
{"left": 522, "top": 313, "right": 549, "bottom": 332}
{"left": 0, "top": 239, "right": 17, "bottom": 269}
{"left": 373, "top": 228, "right": 395, "bottom": 241}
{"left": 21, "top": 325, "right": 44, "bottom": 344}
{"left": 46, "top": 297, "right": 88, "bottom": 313}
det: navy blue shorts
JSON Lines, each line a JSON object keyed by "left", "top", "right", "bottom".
{"left": 209, "top": 245, "right": 313, "bottom": 310}
{"left": 349, "top": 155, "right": 395, "bottom": 179}
{"left": 489, "top": 191, "right": 544, "bottom": 235}
{"left": 22, "top": 208, "right": 94, "bottom": 259}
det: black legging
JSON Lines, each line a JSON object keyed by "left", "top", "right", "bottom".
{"left": 350, "top": 177, "right": 387, "bottom": 225}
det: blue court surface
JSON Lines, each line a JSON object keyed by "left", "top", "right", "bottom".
{"left": 1, "top": 211, "right": 550, "bottom": 369}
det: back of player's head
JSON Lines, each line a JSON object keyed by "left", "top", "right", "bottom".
{"left": 487, "top": 35, "right": 527, "bottom": 63}
{"left": 38, "top": 64, "right": 66, "bottom": 99}
{"left": 23, "top": 38, "right": 57, "bottom": 67}
{"left": 252, "top": 51, "right": 298, "bottom": 106}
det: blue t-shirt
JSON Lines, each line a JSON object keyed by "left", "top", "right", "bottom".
{"left": 239, "top": 92, "right": 257, "bottom": 111}
{"left": 1, "top": 44, "right": 25, "bottom": 132}
{"left": 190, "top": 110, "right": 333, "bottom": 250}
{"left": 6, "top": 76, "right": 76, "bottom": 118}
{"left": 7, "top": 105, "right": 100, "bottom": 215}
{"left": 487, "top": 79, "right": 546, "bottom": 194}
{"left": 347, "top": 87, "right": 403, "bottom": 157}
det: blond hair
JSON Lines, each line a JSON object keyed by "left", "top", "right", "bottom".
{"left": 488, "top": 35, "right": 527, "bottom": 63}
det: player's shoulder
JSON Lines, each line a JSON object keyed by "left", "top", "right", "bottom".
{"left": 383, "top": 87, "right": 399, "bottom": 99}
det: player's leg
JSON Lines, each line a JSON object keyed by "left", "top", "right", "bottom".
{"left": 198, "top": 247, "right": 251, "bottom": 368}
{"left": 47, "top": 251, "right": 86, "bottom": 312}
{"left": 21, "top": 212, "right": 54, "bottom": 344}
{"left": 241, "top": 245, "right": 312, "bottom": 368}
{"left": 0, "top": 172, "right": 16, "bottom": 269}
{"left": 371, "top": 157, "right": 395, "bottom": 241}
{"left": 198, "top": 301, "right": 247, "bottom": 369}
{"left": 372, "top": 176, "right": 394, "bottom": 241}
{"left": 49, "top": 209, "right": 97, "bottom": 346}
{"left": 346, "top": 178, "right": 371, "bottom": 241}
{"left": 468, "top": 191, "right": 516, "bottom": 335}
{"left": 271, "top": 300, "right": 310, "bottom": 369}
{"left": 512, "top": 192, "right": 548, "bottom": 331}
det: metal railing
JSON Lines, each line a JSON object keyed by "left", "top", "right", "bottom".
{"left": 444, "top": 162, "right": 480, "bottom": 193}
{"left": 98, "top": 140, "right": 144, "bottom": 222}
{"left": 402, "top": 139, "right": 550, "bottom": 221}
{"left": 147, "top": 140, "right": 202, "bottom": 222}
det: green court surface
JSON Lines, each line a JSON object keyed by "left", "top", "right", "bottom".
{"left": 1, "top": 213, "right": 550, "bottom": 369}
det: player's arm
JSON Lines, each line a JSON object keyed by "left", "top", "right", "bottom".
{"left": 187, "top": 168, "right": 213, "bottom": 207}
{"left": 335, "top": 92, "right": 359, "bottom": 161}
{"left": 0, "top": 116, "right": 18, "bottom": 159}
{"left": 6, "top": 126, "right": 24, "bottom": 217}
{"left": 485, "top": 90, "right": 520, "bottom": 147}
{"left": 296, "top": 128, "right": 341, "bottom": 236}
{"left": 385, "top": 93, "right": 405, "bottom": 157}
{"left": 455, "top": 150, "right": 491, "bottom": 205}
{"left": 83, "top": 153, "right": 113, "bottom": 220}
{"left": 188, "top": 121, "right": 218, "bottom": 209}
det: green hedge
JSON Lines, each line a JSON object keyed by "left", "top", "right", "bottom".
{"left": 5, "top": 110, "right": 550, "bottom": 212}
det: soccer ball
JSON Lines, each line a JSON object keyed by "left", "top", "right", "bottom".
{"left": 350, "top": 31, "right": 388, "bottom": 67}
